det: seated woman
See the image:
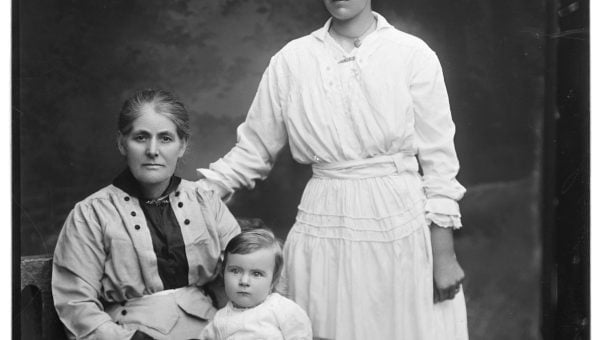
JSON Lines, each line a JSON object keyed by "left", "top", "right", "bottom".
{"left": 52, "top": 89, "right": 241, "bottom": 340}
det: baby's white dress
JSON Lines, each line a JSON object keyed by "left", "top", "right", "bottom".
{"left": 199, "top": 293, "right": 312, "bottom": 340}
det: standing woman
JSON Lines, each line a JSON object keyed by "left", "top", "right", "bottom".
{"left": 199, "top": 1, "right": 468, "bottom": 339}
{"left": 52, "top": 89, "right": 240, "bottom": 340}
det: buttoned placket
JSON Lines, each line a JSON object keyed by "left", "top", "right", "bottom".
{"left": 168, "top": 190, "right": 191, "bottom": 257}
{"left": 174, "top": 191, "right": 191, "bottom": 226}
{"left": 332, "top": 41, "right": 370, "bottom": 157}
{"left": 120, "top": 192, "right": 167, "bottom": 291}
{"left": 173, "top": 191, "right": 191, "bottom": 224}
{"left": 324, "top": 35, "right": 360, "bottom": 157}
{"left": 124, "top": 195, "right": 142, "bottom": 232}
{"left": 117, "top": 193, "right": 136, "bottom": 322}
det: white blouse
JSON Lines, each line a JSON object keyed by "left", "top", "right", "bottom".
{"left": 199, "top": 12, "right": 465, "bottom": 226}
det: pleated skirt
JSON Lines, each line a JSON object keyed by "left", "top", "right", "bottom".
{"left": 277, "top": 170, "right": 468, "bottom": 340}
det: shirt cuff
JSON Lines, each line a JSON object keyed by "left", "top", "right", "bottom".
{"left": 425, "top": 212, "right": 462, "bottom": 229}
{"left": 424, "top": 197, "right": 463, "bottom": 229}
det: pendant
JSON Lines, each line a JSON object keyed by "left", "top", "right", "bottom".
{"left": 353, "top": 39, "right": 361, "bottom": 48}
{"left": 338, "top": 56, "right": 356, "bottom": 64}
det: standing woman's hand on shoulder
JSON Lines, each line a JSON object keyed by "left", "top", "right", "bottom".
{"left": 197, "top": 178, "right": 234, "bottom": 201}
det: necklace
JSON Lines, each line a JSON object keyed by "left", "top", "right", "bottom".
{"left": 144, "top": 194, "right": 170, "bottom": 206}
{"left": 330, "top": 17, "right": 376, "bottom": 48}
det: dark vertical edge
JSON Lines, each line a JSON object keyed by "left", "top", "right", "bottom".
{"left": 554, "top": 0, "right": 590, "bottom": 337}
{"left": 582, "top": 2, "right": 590, "bottom": 336}
{"left": 12, "top": 0, "right": 21, "bottom": 339}
{"left": 545, "top": 0, "right": 590, "bottom": 338}
{"left": 541, "top": 0, "right": 558, "bottom": 338}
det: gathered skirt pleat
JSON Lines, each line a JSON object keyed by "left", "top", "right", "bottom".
{"left": 277, "top": 171, "right": 468, "bottom": 340}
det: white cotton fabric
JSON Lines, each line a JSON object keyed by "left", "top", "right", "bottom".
{"left": 199, "top": 293, "right": 312, "bottom": 340}
{"left": 199, "top": 12, "right": 467, "bottom": 340}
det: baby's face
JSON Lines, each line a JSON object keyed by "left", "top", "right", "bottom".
{"left": 224, "top": 248, "right": 275, "bottom": 309}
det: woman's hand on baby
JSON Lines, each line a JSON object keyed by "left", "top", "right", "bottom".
{"left": 432, "top": 253, "right": 464, "bottom": 303}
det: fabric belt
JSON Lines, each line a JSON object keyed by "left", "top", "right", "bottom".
{"left": 311, "top": 153, "right": 419, "bottom": 179}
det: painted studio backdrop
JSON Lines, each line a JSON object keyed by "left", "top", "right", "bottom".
{"left": 18, "top": 1, "right": 549, "bottom": 339}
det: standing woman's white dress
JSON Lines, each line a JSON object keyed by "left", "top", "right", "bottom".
{"left": 199, "top": 12, "right": 468, "bottom": 340}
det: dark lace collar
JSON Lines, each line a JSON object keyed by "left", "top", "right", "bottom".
{"left": 112, "top": 168, "right": 182, "bottom": 205}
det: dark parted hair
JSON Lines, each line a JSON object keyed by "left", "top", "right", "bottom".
{"left": 118, "top": 89, "right": 190, "bottom": 141}
{"left": 223, "top": 228, "right": 284, "bottom": 285}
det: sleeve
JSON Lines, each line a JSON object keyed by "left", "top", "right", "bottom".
{"left": 410, "top": 45, "right": 467, "bottom": 229}
{"left": 277, "top": 298, "right": 313, "bottom": 340}
{"left": 203, "top": 189, "right": 241, "bottom": 249}
{"left": 197, "top": 52, "right": 290, "bottom": 195}
{"left": 52, "top": 203, "right": 136, "bottom": 340}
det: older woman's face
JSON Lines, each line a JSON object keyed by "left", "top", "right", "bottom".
{"left": 118, "top": 105, "right": 186, "bottom": 197}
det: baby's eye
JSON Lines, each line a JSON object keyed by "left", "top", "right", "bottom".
{"left": 228, "top": 267, "right": 240, "bottom": 274}
{"left": 252, "top": 271, "right": 264, "bottom": 278}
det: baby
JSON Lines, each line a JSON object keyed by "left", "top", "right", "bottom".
{"left": 199, "top": 228, "right": 312, "bottom": 340}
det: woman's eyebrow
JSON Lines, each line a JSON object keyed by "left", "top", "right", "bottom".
{"left": 130, "top": 129, "right": 151, "bottom": 135}
{"left": 130, "top": 129, "right": 174, "bottom": 135}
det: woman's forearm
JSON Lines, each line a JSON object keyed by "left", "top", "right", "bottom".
{"left": 430, "top": 223, "right": 456, "bottom": 258}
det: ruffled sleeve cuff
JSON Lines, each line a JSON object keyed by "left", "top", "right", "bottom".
{"left": 425, "top": 212, "right": 462, "bottom": 229}
{"left": 424, "top": 197, "right": 463, "bottom": 229}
